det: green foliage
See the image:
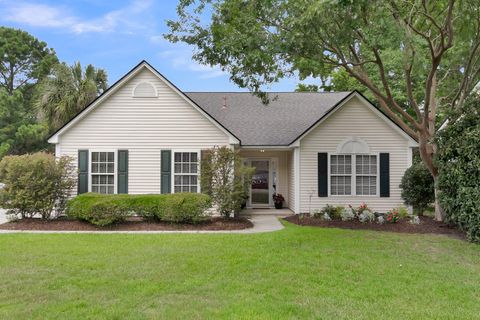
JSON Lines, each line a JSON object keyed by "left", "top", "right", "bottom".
{"left": 166, "top": 0, "right": 478, "bottom": 116}
{"left": 316, "top": 204, "right": 342, "bottom": 219}
{"left": 35, "top": 61, "right": 108, "bottom": 132}
{"left": 200, "top": 146, "right": 254, "bottom": 217}
{"left": 0, "top": 152, "right": 75, "bottom": 219}
{"left": 436, "top": 95, "right": 480, "bottom": 242}
{"left": 66, "top": 193, "right": 131, "bottom": 226}
{"left": 400, "top": 162, "right": 434, "bottom": 215}
{"left": 0, "top": 26, "right": 58, "bottom": 95}
{"left": 66, "top": 193, "right": 212, "bottom": 226}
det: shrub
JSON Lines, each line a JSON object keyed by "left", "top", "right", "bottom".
{"left": 436, "top": 95, "right": 480, "bottom": 242}
{"left": 66, "top": 193, "right": 131, "bottom": 226}
{"left": 160, "top": 193, "right": 211, "bottom": 223}
{"left": 400, "top": 162, "right": 434, "bottom": 215}
{"left": 317, "top": 204, "right": 342, "bottom": 219}
{"left": 358, "top": 211, "right": 375, "bottom": 223}
{"left": 385, "top": 208, "right": 400, "bottom": 223}
{"left": 377, "top": 215, "right": 385, "bottom": 224}
{"left": 66, "top": 193, "right": 212, "bottom": 226}
{"left": 356, "top": 203, "right": 372, "bottom": 216}
{"left": 410, "top": 216, "right": 421, "bottom": 225}
{"left": 340, "top": 206, "right": 355, "bottom": 221}
{"left": 322, "top": 213, "right": 332, "bottom": 221}
{"left": 201, "top": 146, "right": 254, "bottom": 217}
{"left": 0, "top": 152, "right": 75, "bottom": 219}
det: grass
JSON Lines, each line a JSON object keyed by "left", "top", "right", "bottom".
{"left": 0, "top": 222, "right": 479, "bottom": 319}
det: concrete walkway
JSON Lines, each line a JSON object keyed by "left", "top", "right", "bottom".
{"left": 0, "top": 213, "right": 286, "bottom": 234}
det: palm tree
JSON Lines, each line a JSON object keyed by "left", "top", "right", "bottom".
{"left": 35, "top": 62, "right": 108, "bottom": 132}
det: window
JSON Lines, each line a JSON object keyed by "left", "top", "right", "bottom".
{"left": 173, "top": 152, "right": 199, "bottom": 193}
{"left": 91, "top": 152, "right": 115, "bottom": 194}
{"left": 329, "top": 154, "right": 378, "bottom": 196}
{"left": 330, "top": 155, "right": 352, "bottom": 195}
{"left": 356, "top": 155, "right": 377, "bottom": 195}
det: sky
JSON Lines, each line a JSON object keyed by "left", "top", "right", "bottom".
{"left": 0, "top": 0, "right": 312, "bottom": 92}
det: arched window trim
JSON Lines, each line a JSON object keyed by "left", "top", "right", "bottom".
{"left": 336, "top": 136, "right": 370, "bottom": 154}
{"left": 132, "top": 81, "right": 158, "bottom": 98}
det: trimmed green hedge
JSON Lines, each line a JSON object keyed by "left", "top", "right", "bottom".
{"left": 66, "top": 193, "right": 212, "bottom": 226}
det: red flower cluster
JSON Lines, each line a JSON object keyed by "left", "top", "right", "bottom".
{"left": 386, "top": 209, "right": 399, "bottom": 223}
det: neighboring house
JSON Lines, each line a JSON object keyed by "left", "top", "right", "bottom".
{"left": 48, "top": 61, "right": 418, "bottom": 213}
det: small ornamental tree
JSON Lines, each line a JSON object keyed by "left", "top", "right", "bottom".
{"left": 400, "top": 162, "right": 434, "bottom": 215}
{"left": 436, "top": 95, "right": 480, "bottom": 243}
{"left": 200, "top": 146, "right": 254, "bottom": 217}
{"left": 0, "top": 152, "right": 75, "bottom": 219}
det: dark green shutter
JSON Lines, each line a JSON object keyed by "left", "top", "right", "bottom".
{"left": 78, "top": 150, "right": 89, "bottom": 194}
{"left": 380, "top": 153, "right": 390, "bottom": 197}
{"left": 117, "top": 150, "right": 128, "bottom": 194}
{"left": 161, "top": 150, "right": 171, "bottom": 194}
{"left": 318, "top": 153, "right": 328, "bottom": 197}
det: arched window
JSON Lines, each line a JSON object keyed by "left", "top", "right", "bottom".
{"left": 133, "top": 81, "right": 157, "bottom": 98}
{"left": 329, "top": 137, "right": 377, "bottom": 196}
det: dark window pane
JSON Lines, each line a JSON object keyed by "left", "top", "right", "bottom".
{"left": 107, "top": 152, "right": 114, "bottom": 162}
{"left": 182, "top": 164, "right": 190, "bottom": 173}
{"left": 182, "top": 176, "right": 189, "bottom": 184}
{"left": 99, "top": 163, "right": 106, "bottom": 173}
{"left": 174, "top": 164, "right": 181, "bottom": 173}
{"left": 92, "top": 152, "right": 99, "bottom": 162}
{"left": 190, "top": 186, "right": 197, "bottom": 193}
{"left": 190, "top": 164, "right": 197, "bottom": 173}
{"left": 100, "top": 186, "right": 106, "bottom": 194}
{"left": 108, "top": 175, "right": 114, "bottom": 184}
{"left": 182, "top": 186, "right": 189, "bottom": 192}
{"left": 174, "top": 176, "right": 181, "bottom": 184}
{"left": 100, "top": 152, "right": 106, "bottom": 162}
{"left": 174, "top": 186, "right": 181, "bottom": 193}
{"left": 107, "top": 163, "right": 114, "bottom": 173}
{"left": 182, "top": 153, "right": 189, "bottom": 162}
{"left": 191, "top": 153, "right": 198, "bottom": 162}
{"left": 107, "top": 186, "right": 114, "bottom": 194}
{"left": 176, "top": 152, "right": 183, "bottom": 162}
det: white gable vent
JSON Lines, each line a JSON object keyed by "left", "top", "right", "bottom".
{"left": 336, "top": 136, "right": 370, "bottom": 154}
{"left": 133, "top": 81, "right": 157, "bottom": 98}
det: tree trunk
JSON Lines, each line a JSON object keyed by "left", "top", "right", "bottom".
{"left": 433, "top": 174, "right": 444, "bottom": 221}
{"left": 418, "top": 131, "right": 444, "bottom": 221}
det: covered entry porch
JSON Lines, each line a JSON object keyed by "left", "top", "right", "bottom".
{"left": 239, "top": 148, "right": 295, "bottom": 211}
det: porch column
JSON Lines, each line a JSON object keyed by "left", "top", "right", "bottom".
{"left": 294, "top": 146, "right": 301, "bottom": 214}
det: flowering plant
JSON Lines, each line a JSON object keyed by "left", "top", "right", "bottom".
{"left": 341, "top": 206, "right": 355, "bottom": 221}
{"left": 385, "top": 208, "right": 400, "bottom": 223}
{"left": 272, "top": 193, "right": 285, "bottom": 203}
{"left": 356, "top": 203, "right": 372, "bottom": 216}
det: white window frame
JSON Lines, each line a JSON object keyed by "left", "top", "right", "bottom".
{"left": 171, "top": 149, "right": 201, "bottom": 193}
{"left": 89, "top": 149, "right": 117, "bottom": 194}
{"left": 329, "top": 154, "right": 353, "bottom": 196}
{"left": 328, "top": 152, "right": 379, "bottom": 197}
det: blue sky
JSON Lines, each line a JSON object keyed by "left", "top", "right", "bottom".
{"left": 0, "top": 0, "right": 311, "bottom": 91}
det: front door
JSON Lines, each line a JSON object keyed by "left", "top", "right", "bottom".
{"left": 250, "top": 160, "right": 271, "bottom": 207}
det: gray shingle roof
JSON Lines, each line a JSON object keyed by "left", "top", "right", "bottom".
{"left": 185, "top": 92, "right": 352, "bottom": 146}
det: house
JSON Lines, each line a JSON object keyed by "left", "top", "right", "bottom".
{"left": 48, "top": 61, "right": 418, "bottom": 213}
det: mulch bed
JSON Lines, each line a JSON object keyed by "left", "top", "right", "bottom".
{"left": 284, "top": 215, "right": 465, "bottom": 239}
{"left": 0, "top": 216, "right": 253, "bottom": 231}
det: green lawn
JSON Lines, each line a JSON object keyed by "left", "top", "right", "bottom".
{"left": 1, "top": 222, "right": 479, "bottom": 319}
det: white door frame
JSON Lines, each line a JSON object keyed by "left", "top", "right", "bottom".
{"left": 246, "top": 158, "right": 276, "bottom": 208}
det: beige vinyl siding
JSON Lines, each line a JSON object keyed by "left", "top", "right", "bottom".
{"left": 58, "top": 68, "right": 230, "bottom": 194}
{"left": 287, "top": 150, "right": 295, "bottom": 211}
{"left": 239, "top": 150, "right": 291, "bottom": 208}
{"left": 299, "top": 96, "right": 410, "bottom": 213}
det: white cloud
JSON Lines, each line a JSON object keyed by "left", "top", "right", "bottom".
{"left": 158, "top": 47, "right": 226, "bottom": 79}
{"left": 1, "top": 0, "right": 153, "bottom": 34}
